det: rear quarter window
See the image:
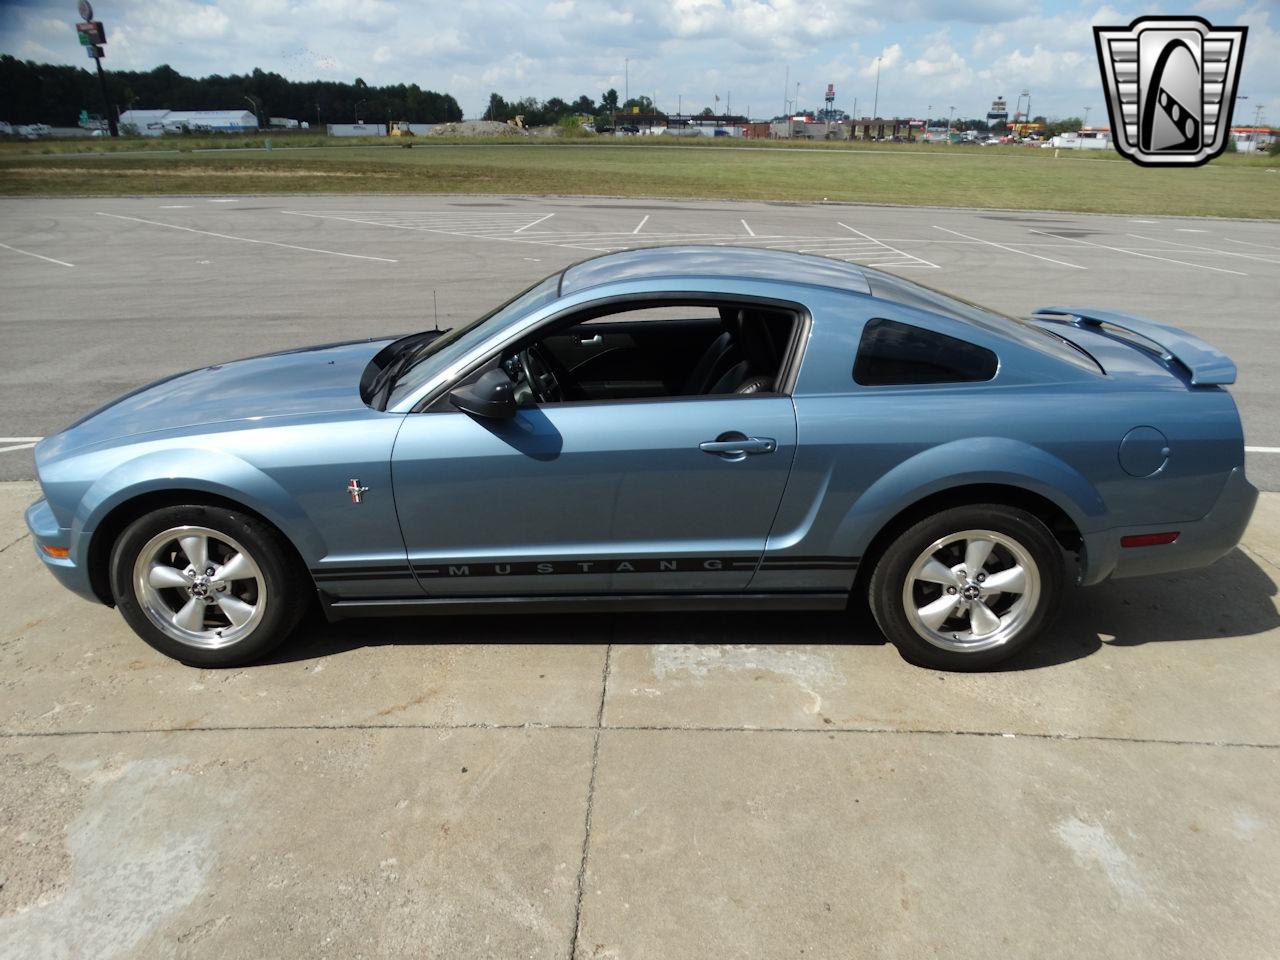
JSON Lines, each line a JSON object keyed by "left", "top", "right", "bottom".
{"left": 853, "top": 318, "right": 998, "bottom": 386}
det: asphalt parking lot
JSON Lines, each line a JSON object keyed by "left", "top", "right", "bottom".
{"left": 2, "top": 195, "right": 1279, "bottom": 958}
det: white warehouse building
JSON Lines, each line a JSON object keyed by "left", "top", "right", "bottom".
{"left": 118, "top": 109, "right": 258, "bottom": 136}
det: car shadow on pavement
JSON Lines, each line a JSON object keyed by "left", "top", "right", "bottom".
{"left": 268, "top": 548, "right": 1279, "bottom": 673}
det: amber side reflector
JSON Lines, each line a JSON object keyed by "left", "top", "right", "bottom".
{"left": 40, "top": 544, "right": 70, "bottom": 559}
{"left": 1121, "top": 532, "right": 1180, "bottom": 548}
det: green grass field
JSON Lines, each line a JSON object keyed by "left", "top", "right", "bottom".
{"left": 1, "top": 136, "right": 1276, "bottom": 218}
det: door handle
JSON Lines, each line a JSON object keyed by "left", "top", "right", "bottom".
{"left": 699, "top": 433, "right": 777, "bottom": 460}
{"left": 575, "top": 333, "right": 603, "bottom": 346}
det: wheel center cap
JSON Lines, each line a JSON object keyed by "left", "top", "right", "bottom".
{"left": 962, "top": 583, "right": 982, "bottom": 601}
{"left": 190, "top": 576, "right": 210, "bottom": 598}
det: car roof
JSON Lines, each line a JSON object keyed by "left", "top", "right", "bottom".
{"left": 559, "top": 245, "right": 873, "bottom": 297}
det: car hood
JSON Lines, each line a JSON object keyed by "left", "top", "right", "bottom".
{"left": 42, "top": 337, "right": 396, "bottom": 457}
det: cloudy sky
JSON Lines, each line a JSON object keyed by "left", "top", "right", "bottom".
{"left": 1, "top": 0, "right": 1276, "bottom": 123}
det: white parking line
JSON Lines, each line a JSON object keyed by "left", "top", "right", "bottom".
{"left": 0, "top": 242, "right": 73, "bottom": 268}
{"left": 1224, "top": 237, "right": 1280, "bottom": 253}
{"left": 632, "top": 214, "right": 650, "bottom": 235}
{"left": 1028, "top": 230, "right": 1248, "bottom": 277}
{"left": 0, "top": 442, "right": 38, "bottom": 454}
{"left": 741, "top": 219, "right": 755, "bottom": 237}
{"left": 1127, "top": 234, "right": 1280, "bottom": 265}
{"left": 837, "top": 222, "right": 940, "bottom": 269}
{"left": 1247, "top": 446, "right": 1280, "bottom": 454}
{"left": 932, "top": 225, "right": 1086, "bottom": 270}
{"left": 282, "top": 210, "right": 605, "bottom": 253}
{"left": 96, "top": 213, "right": 399, "bottom": 263}
{"left": 513, "top": 213, "right": 554, "bottom": 234}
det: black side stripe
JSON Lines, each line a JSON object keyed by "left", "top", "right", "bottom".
{"left": 311, "top": 555, "right": 861, "bottom": 581}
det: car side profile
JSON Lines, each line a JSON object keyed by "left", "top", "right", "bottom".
{"left": 26, "top": 246, "right": 1257, "bottom": 670}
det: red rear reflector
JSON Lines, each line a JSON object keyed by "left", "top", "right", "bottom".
{"left": 1121, "top": 532, "right": 1180, "bottom": 548}
{"left": 40, "top": 544, "right": 70, "bottom": 559}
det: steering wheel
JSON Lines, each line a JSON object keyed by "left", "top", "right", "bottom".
{"left": 518, "top": 344, "right": 563, "bottom": 403}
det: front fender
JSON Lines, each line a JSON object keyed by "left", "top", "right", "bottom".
{"left": 72, "top": 446, "right": 324, "bottom": 568}
{"left": 834, "top": 437, "right": 1108, "bottom": 554}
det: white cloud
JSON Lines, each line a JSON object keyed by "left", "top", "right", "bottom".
{"left": 0, "top": 0, "right": 1273, "bottom": 123}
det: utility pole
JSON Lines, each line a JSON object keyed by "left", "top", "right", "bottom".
{"left": 625, "top": 58, "right": 630, "bottom": 108}
{"left": 1083, "top": 105, "right": 1090, "bottom": 128}
{"left": 872, "top": 56, "right": 881, "bottom": 118}
{"left": 783, "top": 65, "right": 788, "bottom": 118}
{"left": 947, "top": 105, "right": 955, "bottom": 137}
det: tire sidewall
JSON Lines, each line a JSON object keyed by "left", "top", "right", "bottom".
{"left": 109, "top": 504, "right": 304, "bottom": 667}
{"left": 869, "top": 504, "right": 1066, "bottom": 671}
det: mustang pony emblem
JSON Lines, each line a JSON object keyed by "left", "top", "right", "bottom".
{"left": 347, "top": 479, "right": 369, "bottom": 503}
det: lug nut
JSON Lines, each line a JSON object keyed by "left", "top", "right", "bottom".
{"left": 977, "top": 573, "right": 986, "bottom": 582}
{"left": 946, "top": 586, "right": 957, "bottom": 595}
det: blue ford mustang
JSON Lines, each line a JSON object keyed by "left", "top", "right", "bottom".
{"left": 26, "top": 247, "right": 1257, "bottom": 670}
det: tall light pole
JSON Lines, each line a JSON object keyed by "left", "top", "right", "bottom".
{"left": 625, "top": 57, "right": 630, "bottom": 108}
{"left": 795, "top": 82, "right": 800, "bottom": 114}
{"left": 872, "top": 56, "right": 882, "bottom": 118}
{"left": 947, "top": 105, "right": 955, "bottom": 138}
{"left": 243, "top": 95, "right": 260, "bottom": 128}
{"left": 783, "top": 65, "right": 788, "bottom": 118}
{"left": 1083, "top": 105, "right": 1091, "bottom": 128}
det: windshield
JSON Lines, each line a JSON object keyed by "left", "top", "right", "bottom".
{"left": 386, "top": 273, "right": 561, "bottom": 408}
{"left": 863, "top": 271, "right": 1100, "bottom": 371}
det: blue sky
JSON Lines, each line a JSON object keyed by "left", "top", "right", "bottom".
{"left": 1, "top": 0, "right": 1275, "bottom": 124}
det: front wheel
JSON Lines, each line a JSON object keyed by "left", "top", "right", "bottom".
{"left": 109, "top": 504, "right": 308, "bottom": 667}
{"left": 868, "top": 504, "right": 1066, "bottom": 670}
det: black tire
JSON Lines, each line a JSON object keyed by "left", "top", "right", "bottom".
{"left": 109, "top": 504, "right": 309, "bottom": 667}
{"left": 868, "top": 504, "right": 1066, "bottom": 671}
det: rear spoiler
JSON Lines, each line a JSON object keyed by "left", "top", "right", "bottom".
{"left": 1031, "top": 306, "right": 1236, "bottom": 386}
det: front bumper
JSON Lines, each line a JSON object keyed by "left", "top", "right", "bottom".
{"left": 25, "top": 497, "right": 99, "bottom": 602}
{"left": 1082, "top": 467, "right": 1258, "bottom": 585}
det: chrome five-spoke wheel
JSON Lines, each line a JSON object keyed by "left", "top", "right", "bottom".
{"left": 902, "top": 529, "right": 1040, "bottom": 653}
{"left": 132, "top": 525, "right": 266, "bottom": 649}
{"left": 869, "top": 503, "right": 1065, "bottom": 670}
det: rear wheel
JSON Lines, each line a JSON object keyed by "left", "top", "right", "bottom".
{"left": 869, "top": 504, "right": 1066, "bottom": 670}
{"left": 109, "top": 504, "right": 307, "bottom": 667}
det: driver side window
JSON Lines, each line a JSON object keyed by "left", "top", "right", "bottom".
{"left": 506, "top": 301, "right": 798, "bottom": 406}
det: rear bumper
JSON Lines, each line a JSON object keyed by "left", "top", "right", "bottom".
{"left": 25, "top": 497, "right": 99, "bottom": 602}
{"left": 1082, "top": 467, "right": 1258, "bottom": 584}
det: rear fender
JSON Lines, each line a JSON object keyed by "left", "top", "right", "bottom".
{"left": 834, "top": 437, "right": 1107, "bottom": 555}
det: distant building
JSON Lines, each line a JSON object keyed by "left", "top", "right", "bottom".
{"left": 1049, "top": 127, "right": 1113, "bottom": 151}
{"left": 1230, "top": 127, "right": 1276, "bottom": 154}
{"left": 326, "top": 123, "right": 387, "bottom": 137}
{"left": 118, "top": 109, "right": 258, "bottom": 136}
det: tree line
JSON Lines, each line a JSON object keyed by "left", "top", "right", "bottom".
{"left": 0, "top": 56, "right": 462, "bottom": 126}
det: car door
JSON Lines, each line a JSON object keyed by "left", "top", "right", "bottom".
{"left": 391, "top": 395, "right": 797, "bottom": 596}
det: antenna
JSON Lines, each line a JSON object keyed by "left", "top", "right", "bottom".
{"left": 433, "top": 290, "right": 440, "bottom": 332}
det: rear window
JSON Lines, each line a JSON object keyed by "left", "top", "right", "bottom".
{"left": 864, "top": 272, "right": 1100, "bottom": 372}
{"left": 854, "top": 318, "right": 998, "bottom": 386}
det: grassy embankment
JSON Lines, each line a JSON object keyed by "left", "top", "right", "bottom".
{"left": 1, "top": 134, "right": 1275, "bottom": 218}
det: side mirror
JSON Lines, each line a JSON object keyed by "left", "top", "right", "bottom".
{"left": 449, "top": 369, "right": 517, "bottom": 419}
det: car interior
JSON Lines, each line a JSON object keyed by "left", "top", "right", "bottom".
{"left": 498, "top": 302, "right": 799, "bottom": 405}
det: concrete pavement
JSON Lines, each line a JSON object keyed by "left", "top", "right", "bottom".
{"left": 2, "top": 481, "right": 1278, "bottom": 959}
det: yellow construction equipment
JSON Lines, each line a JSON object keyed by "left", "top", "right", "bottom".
{"left": 389, "top": 120, "right": 414, "bottom": 136}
